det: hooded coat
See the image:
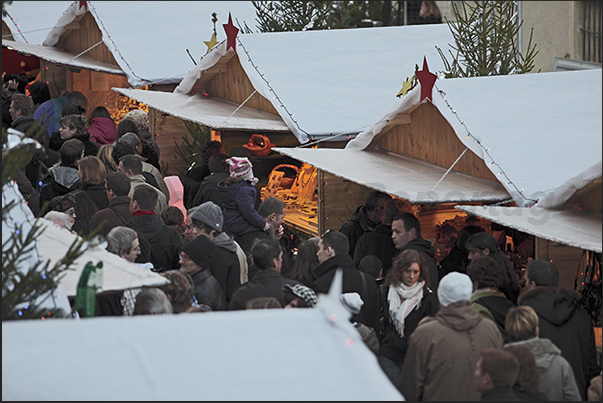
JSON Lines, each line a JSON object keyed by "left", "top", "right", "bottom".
{"left": 39, "top": 165, "right": 80, "bottom": 207}
{"left": 218, "top": 179, "right": 266, "bottom": 236}
{"left": 519, "top": 286, "right": 600, "bottom": 399}
{"left": 311, "top": 253, "right": 380, "bottom": 332}
{"left": 48, "top": 129, "right": 99, "bottom": 157}
{"left": 505, "top": 337, "right": 582, "bottom": 401}
{"left": 399, "top": 236, "right": 440, "bottom": 291}
{"left": 339, "top": 205, "right": 379, "bottom": 258}
{"left": 87, "top": 116, "right": 117, "bottom": 146}
{"left": 353, "top": 224, "right": 398, "bottom": 275}
{"left": 471, "top": 289, "right": 515, "bottom": 341}
{"left": 209, "top": 232, "right": 242, "bottom": 302}
{"left": 399, "top": 301, "right": 503, "bottom": 401}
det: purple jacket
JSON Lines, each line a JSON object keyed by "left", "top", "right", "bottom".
{"left": 218, "top": 180, "right": 266, "bottom": 236}
{"left": 88, "top": 116, "right": 117, "bottom": 145}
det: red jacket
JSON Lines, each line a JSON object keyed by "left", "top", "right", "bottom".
{"left": 88, "top": 116, "right": 117, "bottom": 145}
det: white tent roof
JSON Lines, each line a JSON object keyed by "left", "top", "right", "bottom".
{"left": 174, "top": 23, "right": 454, "bottom": 143}
{"left": 272, "top": 147, "right": 509, "bottom": 204}
{"left": 2, "top": 1, "right": 259, "bottom": 87}
{"left": 346, "top": 69, "right": 603, "bottom": 209}
{"left": 456, "top": 205, "right": 602, "bottom": 253}
{"left": 35, "top": 218, "right": 169, "bottom": 298}
{"left": 113, "top": 87, "right": 289, "bottom": 132}
{"left": 2, "top": 277, "right": 405, "bottom": 401}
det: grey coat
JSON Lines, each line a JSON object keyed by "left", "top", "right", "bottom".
{"left": 505, "top": 337, "right": 581, "bottom": 401}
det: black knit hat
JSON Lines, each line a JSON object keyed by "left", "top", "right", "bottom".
{"left": 180, "top": 235, "right": 215, "bottom": 269}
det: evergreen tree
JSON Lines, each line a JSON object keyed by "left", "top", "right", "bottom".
{"left": 251, "top": 1, "right": 363, "bottom": 32}
{"left": 437, "top": 1, "right": 539, "bottom": 78}
{"left": 2, "top": 127, "right": 87, "bottom": 321}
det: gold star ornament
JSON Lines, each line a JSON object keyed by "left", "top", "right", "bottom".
{"left": 204, "top": 32, "right": 219, "bottom": 54}
{"left": 396, "top": 76, "right": 415, "bottom": 98}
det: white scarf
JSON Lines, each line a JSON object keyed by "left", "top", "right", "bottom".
{"left": 388, "top": 281, "right": 424, "bottom": 338}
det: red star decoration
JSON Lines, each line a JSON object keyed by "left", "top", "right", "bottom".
{"left": 79, "top": 1, "right": 87, "bottom": 10}
{"left": 222, "top": 12, "right": 239, "bottom": 51}
{"left": 415, "top": 56, "right": 438, "bottom": 102}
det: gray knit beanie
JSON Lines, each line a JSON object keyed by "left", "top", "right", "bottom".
{"left": 191, "top": 201, "right": 223, "bottom": 232}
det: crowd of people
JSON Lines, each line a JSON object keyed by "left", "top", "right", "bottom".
{"left": 3, "top": 76, "right": 601, "bottom": 401}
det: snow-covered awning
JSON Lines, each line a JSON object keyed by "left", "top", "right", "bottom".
{"left": 2, "top": 271, "right": 404, "bottom": 400}
{"left": 272, "top": 147, "right": 510, "bottom": 204}
{"left": 2, "top": 39, "right": 125, "bottom": 76}
{"left": 456, "top": 205, "right": 602, "bottom": 253}
{"left": 347, "top": 69, "right": 603, "bottom": 209}
{"left": 36, "top": 219, "right": 168, "bottom": 297}
{"left": 112, "top": 87, "right": 290, "bottom": 132}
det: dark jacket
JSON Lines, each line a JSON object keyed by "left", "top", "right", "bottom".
{"left": 437, "top": 244, "right": 470, "bottom": 278}
{"left": 82, "top": 183, "right": 109, "bottom": 210}
{"left": 519, "top": 286, "right": 600, "bottom": 399}
{"left": 11, "top": 114, "right": 37, "bottom": 135}
{"left": 209, "top": 232, "right": 242, "bottom": 302}
{"left": 339, "top": 205, "right": 379, "bottom": 257}
{"left": 229, "top": 270, "right": 300, "bottom": 310}
{"left": 87, "top": 116, "right": 116, "bottom": 146}
{"left": 378, "top": 284, "right": 439, "bottom": 364}
{"left": 89, "top": 196, "right": 132, "bottom": 238}
{"left": 14, "top": 168, "right": 40, "bottom": 216}
{"left": 39, "top": 165, "right": 80, "bottom": 207}
{"left": 353, "top": 224, "right": 398, "bottom": 275}
{"left": 311, "top": 254, "right": 380, "bottom": 332}
{"left": 218, "top": 179, "right": 266, "bottom": 236}
{"left": 471, "top": 289, "right": 515, "bottom": 342}
{"left": 481, "top": 388, "right": 521, "bottom": 401}
{"left": 126, "top": 214, "right": 182, "bottom": 273}
{"left": 49, "top": 129, "right": 99, "bottom": 157}
{"left": 192, "top": 172, "right": 229, "bottom": 208}
{"left": 400, "top": 236, "right": 439, "bottom": 291}
{"left": 190, "top": 269, "right": 227, "bottom": 311}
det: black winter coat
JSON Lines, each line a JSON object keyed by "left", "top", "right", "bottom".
{"left": 209, "top": 232, "right": 242, "bottom": 302}
{"left": 191, "top": 269, "right": 227, "bottom": 311}
{"left": 353, "top": 224, "right": 398, "bottom": 275}
{"left": 378, "top": 284, "right": 439, "bottom": 364}
{"left": 519, "top": 286, "right": 600, "bottom": 399}
{"left": 339, "top": 205, "right": 379, "bottom": 258}
{"left": 229, "top": 270, "right": 300, "bottom": 310}
{"left": 192, "top": 171, "right": 229, "bottom": 208}
{"left": 82, "top": 183, "right": 109, "bottom": 210}
{"left": 126, "top": 214, "right": 181, "bottom": 273}
{"left": 39, "top": 165, "right": 80, "bottom": 207}
{"left": 311, "top": 254, "right": 380, "bottom": 332}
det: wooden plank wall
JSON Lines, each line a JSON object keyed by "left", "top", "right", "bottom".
{"left": 202, "top": 55, "right": 279, "bottom": 115}
{"left": 378, "top": 102, "right": 498, "bottom": 183}
{"left": 56, "top": 12, "right": 120, "bottom": 67}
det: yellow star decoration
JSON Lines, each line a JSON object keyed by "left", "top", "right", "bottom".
{"left": 204, "top": 32, "right": 219, "bottom": 54}
{"left": 396, "top": 76, "right": 415, "bottom": 98}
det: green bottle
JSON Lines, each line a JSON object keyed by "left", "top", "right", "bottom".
{"left": 74, "top": 261, "right": 103, "bottom": 318}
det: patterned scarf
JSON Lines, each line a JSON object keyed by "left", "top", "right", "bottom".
{"left": 388, "top": 281, "right": 425, "bottom": 337}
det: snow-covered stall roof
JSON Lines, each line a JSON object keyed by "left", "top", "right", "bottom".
{"left": 2, "top": 38, "right": 125, "bottom": 75}
{"left": 2, "top": 1, "right": 260, "bottom": 87}
{"left": 171, "top": 23, "right": 454, "bottom": 143}
{"left": 272, "top": 147, "right": 509, "bottom": 204}
{"left": 346, "top": 69, "right": 603, "bottom": 209}
{"left": 113, "top": 87, "right": 290, "bottom": 132}
{"left": 455, "top": 205, "right": 602, "bottom": 253}
{"left": 2, "top": 276, "right": 405, "bottom": 401}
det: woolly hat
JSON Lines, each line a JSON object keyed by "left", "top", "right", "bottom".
{"left": 180, "top": 235, "right": 215, "bottom": 269}
{"left": 340, "top": 292, "right": 364, "bottom": 314}
{"left": 226, "top": 156, "right": 254, "bottom": 181}
{"left": 191, "top": 201, "right": 223, "bottom": 233}
{"left": 282, "top": 283, "right": 318, "bottom": 307}
{"left": 437, "top": 272, "right": 473, "bottom": 307}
